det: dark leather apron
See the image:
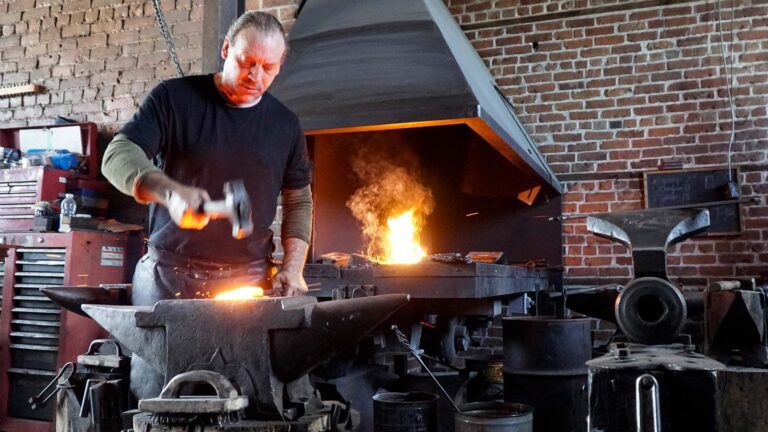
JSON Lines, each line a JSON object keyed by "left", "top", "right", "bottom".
{"left": 132, "top": 246, "right": 275, "bottom": 306}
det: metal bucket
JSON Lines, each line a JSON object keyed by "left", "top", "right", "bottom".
{"left": 455, "top": 402, "right": 534, "bottom": 432}
{"left": 373, "top": 391, "right": 438, "bottom": 432}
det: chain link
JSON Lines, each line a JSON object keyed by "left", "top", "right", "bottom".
{"left": 151, "top": 0, "right": 184, "bottom": 77}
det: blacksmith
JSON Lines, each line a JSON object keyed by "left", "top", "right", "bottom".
{"left": 101, "top": 11, "right": 312, "bottom": 397}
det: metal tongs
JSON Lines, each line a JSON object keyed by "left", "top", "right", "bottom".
{"left": 28, "top": 362, "right": 76, "bottom": 410}
{"left": 391, "top": 325, "right": 461, "bottom": 413}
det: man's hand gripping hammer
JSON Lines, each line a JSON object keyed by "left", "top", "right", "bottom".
{"left": 171, "top": 180, "right": 254, "bottom": 239}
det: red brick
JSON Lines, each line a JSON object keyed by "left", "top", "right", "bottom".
{"left": 612, "top": 43, "right": 641, "bottom": 55}
{"left": 595, "top": 35, "right": 626, "bottom": 47}
{"left": 578, "top": 203, "right": 609, "bottom": 213}
{"left": 585, "top": 257, "right": 612, "bottom": 266}
{"left": 738, "top": 30, "right": 768, "bottom": 41}
{"left": 627, "top": 31, "right": 658, "bottom": 42}
{"left": 585, "top": 192, "right": 616, "bottom": 203}
{"left": 651, "top": 71, "right": 683, "bottom": 82}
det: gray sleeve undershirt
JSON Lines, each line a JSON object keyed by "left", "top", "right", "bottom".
{"left": 281, "top": 185, "right": 313, "bottom": 244}
{"left": 101, "top": 133, "right": 161, "bottom": 203}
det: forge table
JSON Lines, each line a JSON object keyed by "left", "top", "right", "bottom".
{"left": 305, "top": 261, "right": 552, "bottom": 315}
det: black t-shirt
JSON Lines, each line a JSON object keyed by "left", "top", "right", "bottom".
{"left": 119, "top": 74, "right": 311, "bottom": 263}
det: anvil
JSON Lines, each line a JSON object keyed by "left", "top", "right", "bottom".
{"left": 81, "top": 294, "right": 409, "bottom": 416}
{"left": 583, "top": 208, "right": 710, "bottom": 344}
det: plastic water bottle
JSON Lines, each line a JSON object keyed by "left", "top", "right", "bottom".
{"left": 59, "top": 194, "right": 77, "bottom": 232}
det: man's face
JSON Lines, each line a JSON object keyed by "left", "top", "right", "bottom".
{"left": 220, "top": 27, "right": 286, "bottom": 106}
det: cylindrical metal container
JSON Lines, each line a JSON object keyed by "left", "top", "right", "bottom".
{"left": 502, "top": 316, "right": 592, "bottom": 432}
{"left": 373, "top": 392, "right": 438, "bottom": 432}
{"left": 455, "top": 402, "right": 533, "bottom": 432}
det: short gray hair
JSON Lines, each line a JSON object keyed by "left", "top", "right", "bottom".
{"left": 226, "top": 11, "right": 287, "bottom": 47}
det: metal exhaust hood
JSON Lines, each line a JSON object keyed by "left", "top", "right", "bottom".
{"left": 269, "top": 0, "right": 562, "bottom": 194}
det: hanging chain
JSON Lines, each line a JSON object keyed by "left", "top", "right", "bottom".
{"left": 151, "top": 0, "right": 184, "bottom": 77}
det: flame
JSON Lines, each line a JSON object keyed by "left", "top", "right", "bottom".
{"left": 381, "top": 209, "right": 427, "bottom": 264}
{"left": 346, "top": 145, "right": 434, "bottom": 265}
{"left": 214, "top": 286, "right": 264, "bottom": 300}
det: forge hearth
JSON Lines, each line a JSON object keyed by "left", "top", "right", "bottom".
{"left": 309, "top": 128, "right": 562, "bottom": 269}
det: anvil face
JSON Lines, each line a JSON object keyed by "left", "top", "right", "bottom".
{"left": 82, "top": 295, "right": 408, "bottom": 415}
{"left": 586, "top": 208, "right": 710, "bottom": 279}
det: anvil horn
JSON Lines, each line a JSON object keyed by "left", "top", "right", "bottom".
{"left": 41, "top": 286, "right": 129, "bottom": 317}
{"left": 271, "top": 294, "right": 410, "bottom": 382}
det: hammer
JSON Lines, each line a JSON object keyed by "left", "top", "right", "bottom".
{"left": 202, "top": 180, "right": 254, "bottom": 239}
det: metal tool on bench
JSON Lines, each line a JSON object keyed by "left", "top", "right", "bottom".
{"left": 173, "top": 180, "right": 253, "bottom": 239}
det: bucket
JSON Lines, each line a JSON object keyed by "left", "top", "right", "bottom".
{"left": 455, "top": 402, "right": 534, "bottom": 432}
{"left": 372, "top": 391, "right": 438, "bottom": 432}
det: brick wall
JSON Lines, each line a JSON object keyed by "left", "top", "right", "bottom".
{"left": 449, "top": 0, "right": 768, "bottom": 288}
{"left": 0, "top": 0, "right": 766, "bottom": 287}
{"left": 0, "top": 0, "right": 204, "bottom": 134}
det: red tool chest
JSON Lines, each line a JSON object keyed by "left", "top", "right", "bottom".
{"left": 0, "top": 231, "right": 135, "bottom": 432}
{"left": 0, "top": 123, "right": 138, "bottom": 431}
{"left": 0, "top": 123, "right": 100, "bottom": 231}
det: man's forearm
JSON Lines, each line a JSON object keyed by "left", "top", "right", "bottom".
{"left": 102, "top": 134, "right": 162, "bottom": 204}
{"left": 281, "top": 237, "right": 309, "bottom": 273}
{"left": 281, "top": 185, "right": 313, "bottom": 243}
{"left": 280, "top": 186, "right": 312, "bottom": 273}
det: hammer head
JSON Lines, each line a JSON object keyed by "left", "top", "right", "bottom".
{"left": 224, "top": 180, "right": 253, "bottom": 239}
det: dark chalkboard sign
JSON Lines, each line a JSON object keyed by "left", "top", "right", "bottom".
{"left": 643, "top": 168, "right": 741, "bottom": 235}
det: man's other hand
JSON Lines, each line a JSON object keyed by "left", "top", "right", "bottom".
{"left": 272, "top": 269, "right": 308, "bottom": 297}
{"left": 167, "top": 185, "right": 211, "bottom": 230}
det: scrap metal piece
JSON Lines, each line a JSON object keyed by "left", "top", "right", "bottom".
{"left": 82, "top": 294, "right": 409, "bottom": 416}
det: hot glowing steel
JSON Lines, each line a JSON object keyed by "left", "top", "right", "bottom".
{"left": 214, "top": 286, "right": 264, "bottom": 300}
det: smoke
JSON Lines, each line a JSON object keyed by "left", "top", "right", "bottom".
{"left": 346, "top": 145, "right": 435, "bottom": 260}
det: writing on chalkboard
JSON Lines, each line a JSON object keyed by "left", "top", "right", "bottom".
{"left": 644, "top": 168, "right": 741, "bottom": 235}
